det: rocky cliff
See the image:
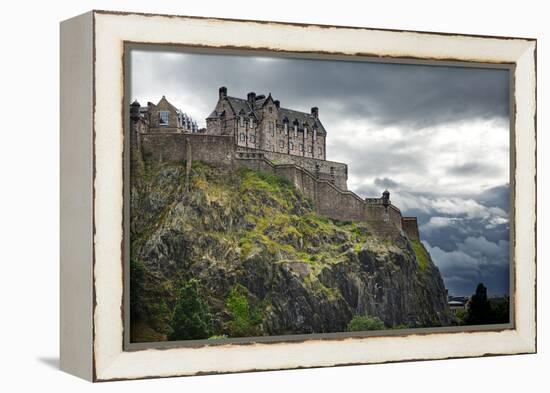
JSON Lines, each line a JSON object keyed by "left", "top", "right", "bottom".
{"left": 130, "top": 161, "right": 451, "bottom": 342}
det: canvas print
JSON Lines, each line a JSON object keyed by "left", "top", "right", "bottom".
{"left": 127, "top": 48, "right": 511, "bottom": 344}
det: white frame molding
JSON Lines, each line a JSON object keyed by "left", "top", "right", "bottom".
{"left": 60, "top": 10, "right": 536, "bottom": 382}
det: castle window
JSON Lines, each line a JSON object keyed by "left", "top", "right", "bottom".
{"left": 294, "top": 125, "right": 298, "bottom": 137}
{"left": 308, "top": 145, "right": 313, "bottom": 153}
{"left": 313, "top": 129, "right": 317, "bottom": 141}
{"left": 240, "top": 133, "right": 245, "bottom": 142}
{"left": 269, "top": 106, "right": 273, "bottom": 113}
{"left": 289, "top": 142, "right": 294, "bottom": 150}
{"left": 304, "top": 126, "right": 308, "bottom": 139}
{"left": 299, "top": 144, "right": 304, "bottom": 152}
{"left": 318, "top": 147, "right": 322, "bottom": 156}
{"left": 279, "top": 140, "right": 284, "bottom": 149}
{"left": 250, "top": 135, "right": 256, "bottom": 143}
{"left": 159, "top": 111, "right": 169, "bottom": 126}
{"left": 269, "top": 122, "right": 274, "bottom": 136}
{"left": 284, "top": 123, "right": 288, "bottom": 135}
{"left": 239, "top": 116, "right": 244, "bottom": 127}
{"left": 249, "top": 118, "right": 254, "bottom": 128}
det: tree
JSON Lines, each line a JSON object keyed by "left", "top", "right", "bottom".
{"left": 169, "top": 279, "right": 213, "bottom": 340}
{"left": 465, "top": 283, "right": 493, "bottom": 325}
{"left": 129, "top": 259, "right": 146, "bottom": 320}
{"left": 225, "top": 284, "right": 262, "bottom": 337}
{"left": 347, "top": 315, "right": 385, "bottom": 332}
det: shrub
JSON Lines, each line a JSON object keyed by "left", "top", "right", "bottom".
{"left": 347, "top": 315, "right": 385, "bottom": 332}
{"left": 225, "top": 284, "right": 262, "bottom": 337}
{"left": 169, "top": 279, "right": 213, "bottom": 341}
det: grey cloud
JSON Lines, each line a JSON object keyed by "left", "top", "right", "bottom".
{"left": 448, "top": 162, "right": 502, "bottom": 177}
{"left": 374, "top": 177, "right": 400, "bottom": 189}
{"left": 131, "top": 49, "right": 509, "bottom": 129}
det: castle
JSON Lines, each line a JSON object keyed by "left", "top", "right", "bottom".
{"left": 130, "top": 87, "right": 420, "bottom": 240}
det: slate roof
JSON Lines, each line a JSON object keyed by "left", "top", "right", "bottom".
{"left": 207, "top": 95, "right": 327, "bottom": 135}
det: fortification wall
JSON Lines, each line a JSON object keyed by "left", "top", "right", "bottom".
{"left": 238, "top": 148, "right": 348, "bottom": 190}
{"left": 364, "top": 203, "right": 386, "bottom": 222}
{"left": 402, "top": 217, "right": 420, "bottom": 240}
{"left": 140, "top": 132, "right": 187, "bottom": 163}
{"left": 140, "top": 133, "right": 235, "bottom": 167}
{"left": 388, "top": 205, "right": 403, "bottom": 229}
{"left": 315, "top": 182, "right": 365, "bottom": 222}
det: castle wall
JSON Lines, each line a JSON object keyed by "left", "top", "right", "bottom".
{"left": 364, "top": 203, "right": 386, "bottom": 222}
{"left": 388, "top": 205, "right": 403, "bottom": 229}
{"left": 140, "top": 133, "right": 234, "bottom": 167}
{"left": 402, "top": 217, "right": 420, "bottom": 240}
{"left": 246, "top": 149, "right": 348, "bottom": 190}
{"left": 316, "top": 182, "right": 365, "bottom": 222}
{"left": 140, "top": 133, "right": 188, "bottom": 163}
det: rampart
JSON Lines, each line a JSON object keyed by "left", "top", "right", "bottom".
{"left": 137, "top": 132, "right": 420, "bottom": 240}
{"left": 237, "top": 147, "right": 348, "bottom": 190}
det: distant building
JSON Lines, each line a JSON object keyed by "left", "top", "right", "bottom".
{"left": 130, "top": 96, "right": 199, "bottom": 134}
{"left": 447, "top": 296, "right": 469, "bottom": 314}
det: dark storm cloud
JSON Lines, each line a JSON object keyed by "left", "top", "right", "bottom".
{"left": 396, "top": 188, "right": 510, "bottom": 296}
{"left": 477, "top": 185, "right": 510, "bottom": 211}
{"left": 131, "top": 50, "right": 509, "bottom": 129}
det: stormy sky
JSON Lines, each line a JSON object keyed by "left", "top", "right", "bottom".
{"left": 130, "top": 49, "right": 511, "bottom": 297}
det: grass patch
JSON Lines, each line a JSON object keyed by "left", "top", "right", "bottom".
{"left": 411, "top": 240, "right": 429, "bottom": 271}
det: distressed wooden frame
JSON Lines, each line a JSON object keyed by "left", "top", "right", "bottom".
{"left": 60, "top": 10, "right": 537, "bottom": 382}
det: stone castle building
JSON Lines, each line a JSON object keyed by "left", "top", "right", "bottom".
{"left": 206, "top": 87, "right": 326, "bottom": 160}
{"left": 130, "top": 88, "right": 421, "bottom": 240}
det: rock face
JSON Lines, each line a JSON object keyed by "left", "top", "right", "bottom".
{"left": 130, "top": 161, "right": 451, "bottom": 342}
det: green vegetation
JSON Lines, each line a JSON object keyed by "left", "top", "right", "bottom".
{"left": 225, "top": 284, "right": 263, "bottom": 337}
{"left": 129, "top": 161, "right": 449, "bottom": 341}
{"left": 411, "top": 240, "right": 429, "bottom": 271}
{"left": 169, "top": 279, "right": 213, "bottom": 341}
{"left": 455, "top": 283, "right": 510, "bottom": 326}
{"left": 347, "top": 315, "right": 386, "bottom": 331}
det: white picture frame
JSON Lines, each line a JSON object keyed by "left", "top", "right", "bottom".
{"left": 60, "top": 10, "right": 536, "bottom": 381}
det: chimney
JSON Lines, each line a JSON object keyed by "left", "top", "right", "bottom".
{"left": 274, "top": 100, "right": 280, "bottom": 109}
{"left": 219, "top": 86, "right": 227, "bottom": 99}
{"left": 311, "top": 107, "right": 319, "bottom": 119}
{"left": 247, "top": 91, "right": 256, "bottom": 104}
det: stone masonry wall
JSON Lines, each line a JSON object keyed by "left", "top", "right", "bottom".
{"left": 402, "top": 217, "right": 420, "bottom": 240}
{"left": 140, "top": 133, "right": 235, "bottom": 168}
{"left": 238, "top": 148, "right": 348, "bottom": 190}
